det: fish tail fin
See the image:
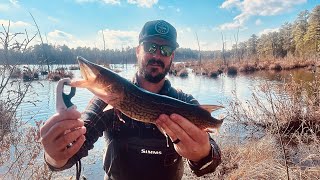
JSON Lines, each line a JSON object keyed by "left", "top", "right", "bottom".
{"left": 206, "top": 115, "right": 226, "bottom": 134}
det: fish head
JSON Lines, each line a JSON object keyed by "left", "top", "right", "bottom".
{"left": 70, "top": 56, "right": 124, "bottom": 105}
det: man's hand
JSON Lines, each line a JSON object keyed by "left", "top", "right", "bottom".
{"left": 156, "top": 113, "right": 211, "bottom": 162}
{"left": 40, "top": 110, "right": 86, "bottom": 168}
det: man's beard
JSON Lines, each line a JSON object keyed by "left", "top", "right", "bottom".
{"left": 139, "top": 58, "right": 172, "bottom": 83}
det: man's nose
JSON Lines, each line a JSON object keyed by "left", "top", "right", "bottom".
{"left": 152, "top": 48, "right": 162, "bottom": 58}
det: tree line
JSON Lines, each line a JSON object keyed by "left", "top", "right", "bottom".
{"left": 0, "top": 43, "right": 218, "bottom": 65}
{"left": 1, "top": 5, "right": 319, "bottom": 67}
{"left": 229, "top": 5, "right": 320, "bottom": 62}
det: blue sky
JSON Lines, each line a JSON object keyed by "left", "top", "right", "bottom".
{"left": 0, "top": 0, "right": 318, "bottom": 50}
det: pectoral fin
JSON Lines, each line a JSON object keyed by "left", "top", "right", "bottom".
{"left": 200, "top": 105, "right": 224, "bottom": 113}
{"left": 70, "top": 79, "right": 90, "bottom": 88}
{"left": 103, "top": 104, "right": 114, "bottom": 112}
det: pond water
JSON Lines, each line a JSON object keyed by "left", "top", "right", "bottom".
{"left": 18, "top": 64, "right": 318, "bottom": 123}
{"left": 14, "top": 64, "right": 318, "bottom": 179}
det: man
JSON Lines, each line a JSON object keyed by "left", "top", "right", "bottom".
{"left": 40, "top": 20, "right": 221, "bottom": 180}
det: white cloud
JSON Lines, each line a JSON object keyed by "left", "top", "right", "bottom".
{"left": 178, "top": 27, "right": 192, "bottom": 34}
{"left": 220, "top": 0, "right": 241, "bottom": 9}
{"left": 219, "top": 21, "right": 242, "bottom": 30}
{"left": 48, "top": 30, "right": 73, "bottom": 39}
{"left": 102, "top": 0, "right": 121, "bottom": 4}
{"left": 48, "top": 16, "right": 59, "bottom": 23}
{"left": 0, "top": 1, "right": 20, "bottom": 12}
{"left": 179, "top": 39, "right": 221, "bottom": 51}
{"left": 9, "top": 0, "right": 20, "bottom": 7}
{"left": 75, "top": 0, "right": 159, "bottom": 7}
{"left": 177, "top": 27, "right": 222, "bottom": 50}
{"left": 0, "top": 4, "right": 10, "bottom": 12}
{"left": 46, "top": 29, "right": 138, "bottom": 49}
{"left": 98, "top": 29, "right": 138, "bottom": 49}
{"left": 219, "top": 0, "right": 307, "bottom": 30}
{"left": 0, "top": 19, "right": 31, "bottom": 28}
{"left": 258, "top": 28, "right": 279, "bottom": 36}
{"left": 255, "top": 19, "right": 262, "bottom": 25}
{"left": 47, "top": 30, "right": 83, "bottom": 48}
{"left": 75, "top": 0, "right": 94, "bottom": 2}
{"left": 75, "top": 0, "right": 120, "bottom": 5}
{"left": 127, "top": 0, "right": 158, "bottom": 8}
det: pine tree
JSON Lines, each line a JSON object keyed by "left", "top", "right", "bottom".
{"left": 247, "top": 34, "right": 258, "bottom": 59}
{"left": 304, "top": 5, "right": 320, "bottom": 59}
{"left": 280, "top": 22, "right": 295, "bottom": 56}
{"left": 292, "top": 10, "right": 309, "bottom": 57}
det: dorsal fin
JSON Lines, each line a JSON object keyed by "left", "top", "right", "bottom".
{"left": 200, "top": 105, "right": 224, "bottom": 113}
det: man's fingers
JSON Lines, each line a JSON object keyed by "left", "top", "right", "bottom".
{"left": 170, "top": 114, "right": 206, "bottom": 142}
{"left": 156, "top": 115, "right": 177, "bottom": 141}
{"left": 55, "top": 126, "right": 87, "bottom": 150}
{"left": 40, "top": 109, "right": 81, "bottom": 136}
{"left": 156, "top": 114, "right": 191, "bottom": 145}
{"left": 42, "top": 119, "right": 84, "bottom": 143}
{"left": 61, "top": 135, "right": 86, "bottom": 160}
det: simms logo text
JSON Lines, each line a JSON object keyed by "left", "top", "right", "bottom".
{"left": 141, "top": 149, "right": 162, "bottom": 155}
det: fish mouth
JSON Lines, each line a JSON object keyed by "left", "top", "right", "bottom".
{"left": 77, "top": 56, "right": 101, "bottom": 80}
{"left": 70, "top": 56, "right": 103, "bottom": 88}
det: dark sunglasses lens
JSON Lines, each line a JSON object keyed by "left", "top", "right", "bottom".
{"left": 143, "top": 42, "right": 157, "bottom": 54}
{"left": 143, "top": 42, "right": 174, "bottom": 56}
{"left": 160, "top": 45, "right": 174, "bottom": 57}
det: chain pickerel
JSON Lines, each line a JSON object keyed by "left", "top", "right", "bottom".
{"left": 70, "top": 56, "right": 224, "bottom": 130}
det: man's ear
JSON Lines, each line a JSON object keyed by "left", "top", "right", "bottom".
{"left": 136, "top": 45, "right": 140, "bottom": 53}
{"left": 136, "top": 45, "right": 141, "bottom": 59}
{"left": 171, "top": 51, "right": 175, "bottom": 60}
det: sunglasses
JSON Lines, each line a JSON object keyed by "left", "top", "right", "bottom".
{"left": 142, "top": 42, "right": 175, "bottom": 57}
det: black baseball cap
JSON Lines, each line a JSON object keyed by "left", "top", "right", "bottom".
{"left": 139, "top": 20, "right": 179, "bottom": 48}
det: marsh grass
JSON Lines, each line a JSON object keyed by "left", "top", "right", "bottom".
{"left": 176, "top": 58, "right": 317, "bottom": 78}
{"left": 48, "top": 70, "right": 74, "bottom": 81}
{"left": 183, "top": 74, "right": 320, "bottom": 179}
{"left": 209, "top": 135, "right": 320, "bottom": 179}
{"left": 217, "top": 74, "right": 320, "bottom": 179}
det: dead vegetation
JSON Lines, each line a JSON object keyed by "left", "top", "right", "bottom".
{"left": 48, "top": 69, "right": 74, "bottom": 81}
{"left": 0, "top": 21, "right": 52, "bottom": 179}
{"left": 223, "top": 74, "right": 320, "bottom": 179}
{"left": 170, "top": 59, "right": 318, "bottom": 79}
{"left": 183, "top": 73, "right": 320, "bottom": 179}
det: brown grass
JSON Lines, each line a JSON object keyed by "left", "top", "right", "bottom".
{"left": 222, "top": 73, "right": 320, "bottom": 179}
{"left": 184, "top": 58, "right": 318, "bottom": 78}
{"left": 238, "top": 63, "right": 257, "bottom": 73}
{"left": 184, "top": 135, "right": 320, "bottom": 179}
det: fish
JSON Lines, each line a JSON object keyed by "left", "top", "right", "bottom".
{"left": 70, "top": 56, "right": 224, "bottom": 130}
